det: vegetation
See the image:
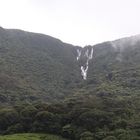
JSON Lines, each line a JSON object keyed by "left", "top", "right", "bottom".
{"left": 0, "top": 27, "right": 81, "bottom": 104}
{"left": 0, "top": 133, "right": 68, "bottom": 140}
{"left": 0, "top": 90, "right": 139, "bottom": 139}
{"left": 0, "top": 27, "right": 140, "bottom": 139}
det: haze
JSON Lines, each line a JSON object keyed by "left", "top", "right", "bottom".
{"left": 0, "top": 0, "right": 140, "bottom": 46}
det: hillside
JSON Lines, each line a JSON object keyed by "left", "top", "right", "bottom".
{"left": 0, "top": 27, "right": 140, "bottom": 139}
{"left": 1, "top": 27, "right": 140, "bottom": 104}
{"left": 0, "top": 27, "right": 82, "bottom": 104}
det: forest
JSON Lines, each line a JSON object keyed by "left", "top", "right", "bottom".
{"left": 0, "top": 27, "right": 140, "bottom": 140}
{"left": 0, "top": 91, "right": 139, "bottom": 140}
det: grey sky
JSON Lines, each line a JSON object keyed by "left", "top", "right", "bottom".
{"left": 0, "top": 0, "right": 140, "bottom": 46}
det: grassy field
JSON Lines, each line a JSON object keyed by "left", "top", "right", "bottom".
{"left": 0, "top": 133, "right": 68, "bottom": 140}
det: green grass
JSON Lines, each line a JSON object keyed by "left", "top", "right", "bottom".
{"left": 0, "top": 133, "right": 68, "bottom": 140}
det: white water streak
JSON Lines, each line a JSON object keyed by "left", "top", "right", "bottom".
{"left": 81, "top": 48, "right": 94, "bottom": 80}
{"left": 89, "top": 48, "right": 93, "bottom": 59}
{"left": 76, "top": 49, "right": 81, "bottom": 61}
{"left": 81, "top": 66, "right": 88, "bottom": 80}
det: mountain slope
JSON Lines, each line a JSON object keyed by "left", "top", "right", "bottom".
{"left": 0, "top": 27, "right": 82, "bottom": 104}
{"left": 77, "top": 35, "right": 140, "bottom": 99}
{"left": 0, "top": 26, "right": 140, "bottom": 104}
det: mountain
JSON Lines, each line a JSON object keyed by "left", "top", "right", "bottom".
{"left": 0, "top": 26, "right": 140, "bottom": 104}
{"left": 0, "top": 27, "right": 82, "bottom": 104}
{"left": 0, "top": 27, "right": 140, "bottom": 139}
{"left": 81, "top": 35, "right": 140, "bottom": 94}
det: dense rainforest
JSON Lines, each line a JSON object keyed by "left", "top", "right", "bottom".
{"left": 0, "top": 92, "right": 139, "bottom": 140}
{"left": 0, "top": 27, "right": 140, "bottom": 139}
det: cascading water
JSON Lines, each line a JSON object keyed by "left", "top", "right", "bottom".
{"left": 76, "top": 47, "right": 94, "bottom": 80}
{"left": 81, "top": 65, "right": 88, "bottom": 80}
{"left": 77, "top": 49, "right": 81, "bottom": 61}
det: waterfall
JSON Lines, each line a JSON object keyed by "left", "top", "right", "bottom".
{"left": 76, "top": 49, "right": 81, "bottom": 61}
{"left": 77, "top": 47, "right": 94, "bottom": 80}
{"left": 81, "top": 65, "right": 88, "bottom": 80}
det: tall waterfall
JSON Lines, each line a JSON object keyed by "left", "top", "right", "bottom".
{"left": 76, "top": 47, "right": 94, "bottom": 80}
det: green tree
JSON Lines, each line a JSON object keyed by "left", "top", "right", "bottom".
{"left": 80, "top": 131, "right": 95, "bottom": 140}
{"left": 0, "top": 108, "right": 19, "bottom": 131}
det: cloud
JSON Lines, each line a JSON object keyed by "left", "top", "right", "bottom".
{"left": 0, "top": 0, "right": 140, "bottom": 46}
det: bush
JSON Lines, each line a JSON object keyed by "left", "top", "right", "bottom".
{"left": 0, "top": 109, "right": 19, "bottom": 131}
{"left": 103, "top": 136, "right": 117, "bottom": 140}
{"left": 80, "top": 131, "right": 94, "bottom": 140}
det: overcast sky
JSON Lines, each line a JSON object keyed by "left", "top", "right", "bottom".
{"left": 0, "top": 0, "right": 140, "bottom": 46}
